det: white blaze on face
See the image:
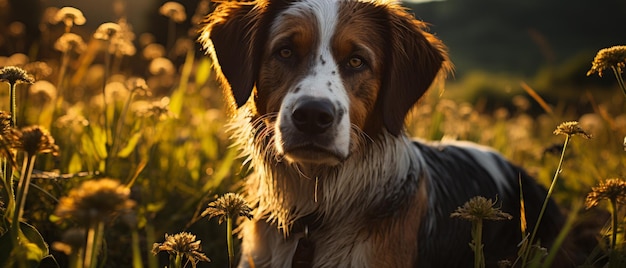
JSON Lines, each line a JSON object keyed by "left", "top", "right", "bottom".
{"left": 272, "top": 0, "right": 352, "bottom": 162}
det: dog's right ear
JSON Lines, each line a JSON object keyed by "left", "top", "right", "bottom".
{"left": 199, "top": 1, "right": 279, "bottom": 108}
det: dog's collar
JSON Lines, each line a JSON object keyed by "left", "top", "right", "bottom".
{"left": 291, "top": 213, "right": 322, "bottom": 268}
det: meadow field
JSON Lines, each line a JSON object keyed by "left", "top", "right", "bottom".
{"left": 0, "top": 1, "right": 625, "bottom": 267}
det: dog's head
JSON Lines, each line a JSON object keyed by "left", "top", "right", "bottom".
{"left": 200, "top": 0, "right": 450, "bottom": 166}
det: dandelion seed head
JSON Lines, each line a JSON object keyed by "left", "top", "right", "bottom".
{"left": 149, "top": 57, "right": 175, "bottom": 76}
{"left": 53, "top": 7, "right": 86, "bottom": 27}
{"left": 133, "top": 98, "right": 176, "bottom": 121}
{"left": 54, "top": 178, "right": 136, "bottom": 225}
{"left": 152, "top": 232, "right": 210, "bottom": 264}
{"left": 93, "top": 22, "right": 121, "bottom": 41}
{"left": 54, "top": 33, "right": 87, "bottom": 54}
{"left": 142, "top": 43, "right": 166, "bottom": 60}
{"left": 202, "top": 193, "right": 253, "bottom": 224}
{"left": 450, "top": 196, "right": 512, "bottom": 222}
{"left": 30, "top": 80, "right": 57, "bottom": 99}
{"left": 125, "top": 77, "right": 151, "bottom": 96}
{"left": 587, "top": 45, "right": 626, "bottom": 77}
{"left": 553, "top": 121, "right": 592, "bottom": 139}
{"left": 8, "top": 22, "right": 25, "bottom": 36}
{"left": 0, "top": 66, "right": 34, "bottom": 85}
{"left": 586, "top": 178, "right": 626, "bottom": 209}
{"left": 159, "top": 2, "right": 187, "bottom": 23}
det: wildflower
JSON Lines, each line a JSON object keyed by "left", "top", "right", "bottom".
{"left": 587, "top": 45, "right": 626, "bottom": 77}
{"left": 451, "top": 196, "right": 512, "bottom": 222}
{"left": 7, "top": 126, "right": 59, "bottom": 157}
{"left": 152, "top": 232, "right": 210, "bottom": 266}
{"left": 54, "top": 33, "right": 87, "bottom": 54}
{"left": 54, "top": 178, "right": 136, "bottom": 225}
{"left": 53, "top": 7, "right": 86, "bottom": 32}
{"left": 159, "top": 2, "right": 187, "bottom": 23}
{"left": 553, "top": 121, "right": 592, "bottom": 139}
{"left": 93, "top": 22, "right": 121, "bottom": 41}
{"left": 202, "top": 193, "right": 253, "bottom": 223}
{"left": 30, "top": 80, "right": 57, "bottom": 100}
{"left": 8, "top": 22, "right": 25, "bottom": 37}
{"left": 0, "top": 66, "right": 34, "bottom": 85}
{"left": 585, "top": 178, "right": 626, "bottom": 209}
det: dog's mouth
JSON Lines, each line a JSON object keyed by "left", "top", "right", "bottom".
{"left": 283, "top": 143, "right": 345, "bottom": 165}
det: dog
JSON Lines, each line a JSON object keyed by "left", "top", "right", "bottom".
{"left": 199, "top": 0, "right": 567, "bottom": 267}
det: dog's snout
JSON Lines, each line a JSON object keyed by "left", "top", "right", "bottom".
{"left": 292, "top": 98, "right": 335, "bottom": 134}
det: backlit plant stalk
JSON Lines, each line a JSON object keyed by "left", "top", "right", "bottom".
{"left": 7, "top": 126, "right": 59, "bottom": 262}
{"left": 202, "top": 193, "right": 252, "bottom": 268}
{"left": 451, "top": 196, "right": 512, "bottom": 268}
{"left": 523, "top": 121, "right": 590, "bottom": 266}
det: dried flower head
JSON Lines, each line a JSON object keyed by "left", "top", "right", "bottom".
{"left": 0, "top": 111, "right": 12, "bottom": 136}
{"left": 7, "top": 126, "right": 59, "bottom": 156}
{"left": 53, "top": 7, "right": 86, "bottom": 30}
{"left": 586, "top": 178, "right": 626, "bottom": 209}
{"left": 202, "top": 193, "right": 253, "bottom": 224}
{"left": 0, "top": 66, "right": 34, "bottom": 85}
{"left": 54, "top": 178, "right": 136, "bottom": 225}
{"left": 587, "top": 45, "right": 626, "bottom": 77}
{"left": 54, "top": 33, "right": 87, "bottom": 54}
{"left": 142, "top": 43, "right": 166, "bottom": 60}
{"left": 159, "top": 2, "right": 187, "bottom": 23}
{"left": 553, "top": 121, "right": 592, "bottom": 139}
{"left": 451, "top": 196, "right": 512, "bottom": 222}
{"left": 93, "top": 22, "right": 121, "bottom": 41}
{"left": 152, "top": 232, "right": 210, "bottom": 266}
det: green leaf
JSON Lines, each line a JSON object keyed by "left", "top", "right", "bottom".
{"left": 117, "top": 132, "right": 143, "bottom": 158}
{"left": 20, "top": 221, "right": 49, "bottom": 262}
{"left": 195, "top": 58, "right": 212, "bottom": 86}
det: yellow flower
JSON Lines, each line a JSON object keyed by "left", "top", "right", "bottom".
{"left": 152, "top": 232, "right": 210, "bottom": 265}
{"left": 587, "top": 45, "right": 626, "bottom": 77}
{"left": 54, "top": 178, "right": 135, "bottom": 225}
{"left": 159, "top": 2, "right": 187, "bottom": 23}
{"left": 451, "top": 196, "right": 512, "bottom": 222}
{"left": 586, "top": 178, "right": 626, "bottom": 209}
{"left": 202, "top": 193, "right": 253, "bottom": 224}
{"left": 553, "top": 121, "right": 592, "bottom": 139}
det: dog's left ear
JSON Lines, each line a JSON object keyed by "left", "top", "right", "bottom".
{"left": 381, "top": 7, "right": 451, "bottom": 136}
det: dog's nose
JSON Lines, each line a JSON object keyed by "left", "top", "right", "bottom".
{"left": 292, "top": 98, "right": 335, "bottom": 134}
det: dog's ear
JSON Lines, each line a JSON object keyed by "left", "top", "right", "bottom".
{"left": 199, "top": 1, "right": 281, "bottom": 109}
{"left": 381, "top": 7, "right": 451, "bottom": 136}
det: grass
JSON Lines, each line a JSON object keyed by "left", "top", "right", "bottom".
{"left": 0, "top": 1, "right": 625, "bottom": 267}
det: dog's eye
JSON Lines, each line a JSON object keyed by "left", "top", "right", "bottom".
{"left": 347, "top": 56, "right": 365, "bottom": 69}
{"left": 278, "top": 48, "right": 293, "bottom": 59}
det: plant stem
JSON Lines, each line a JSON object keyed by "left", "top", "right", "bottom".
{"left": 11, "top": 154, "right": 36, "bottom": 244}
{"left": 84, "top": 220, "right": 105, "bottom": 268}
{"left": 227, "top": 215, "right": 234, "bottom": 268}
{"left": 610, "top": 198, "right": 619, "bottom": 251}
{"left": 523, "top": 135, "right": 570, "bottom": 266}
{"left": 473, "top": 220, "right": 485, "bottom": 268}
{"left": 10, "top": 82, "right": 16, "bottom": 127}
{"left": 611, "top": 66, "right": 626, "bottom": 97}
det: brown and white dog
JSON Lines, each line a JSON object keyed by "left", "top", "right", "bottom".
{"left": 199, "top": 0, "right": 567, "bottom": 267}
